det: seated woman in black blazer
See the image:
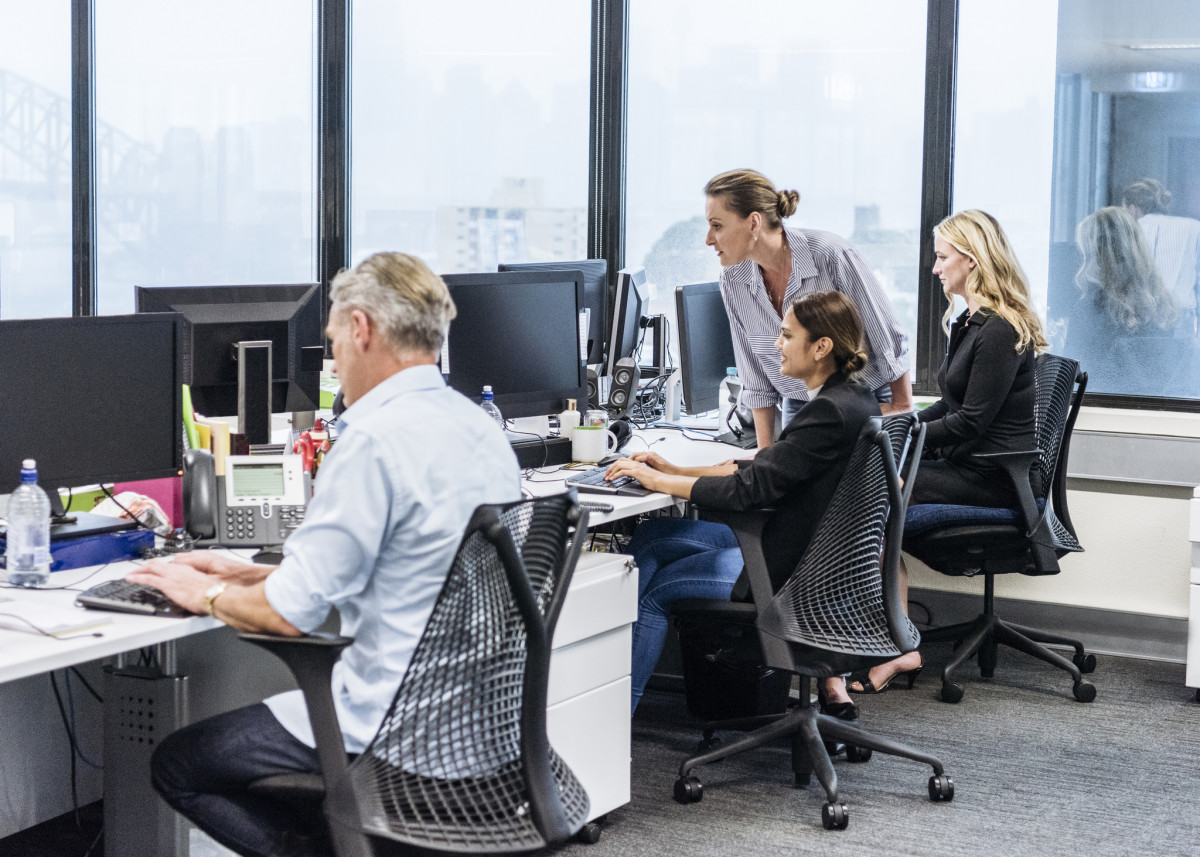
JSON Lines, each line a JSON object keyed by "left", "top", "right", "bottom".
{"left": 849, "top": 209, "right": 1048, "bottom": 694}
{"left": 604, "top": 291, "right": 880, "bottom": 716}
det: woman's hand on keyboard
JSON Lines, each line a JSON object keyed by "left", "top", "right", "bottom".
{"left": 603, "top": 456, "right": 660, "bottom": 491}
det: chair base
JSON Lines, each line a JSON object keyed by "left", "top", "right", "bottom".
{"left": 922, "top": 607, "right": 1097, "bottom": 703}
{"left": 673, "top": 682, "right": 951, "bottom": 830}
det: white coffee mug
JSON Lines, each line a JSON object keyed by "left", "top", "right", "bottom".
{"left": 572, "top": 425, "right": 619, "bottom": 464}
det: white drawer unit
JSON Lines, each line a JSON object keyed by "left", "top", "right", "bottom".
{"left": 1186, "top": 487, "right": 1200, "bottom": 699}
{"left": 548, "top": 551, "right": 637, "bottom": 821}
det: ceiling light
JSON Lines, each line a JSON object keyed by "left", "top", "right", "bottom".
{"left": 1124, "top": 42, "right": 1200, "bottom": 51}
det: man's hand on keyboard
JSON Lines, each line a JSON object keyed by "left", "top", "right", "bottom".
{"left": 126, "top": 559, "right": 213, "bottom": 616}
{"left": 163, "top": 552, "right": 275, "bottom": 586}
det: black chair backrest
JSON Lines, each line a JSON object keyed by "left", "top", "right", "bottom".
{"left": 757, "top": 416, "right": 922, "bottom": 676}
{"left": 1032, "top": 353, "right": 1086, "bottom": 554}
{"left": 345, "top": 494, "right": 590, "bottom": 852}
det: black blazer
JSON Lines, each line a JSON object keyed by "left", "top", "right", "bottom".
{"left": 691, "top": 372, "right": 881, "bottom": 592}
{"left": 920, "top": 308, "right": 1035, "bottom": 468}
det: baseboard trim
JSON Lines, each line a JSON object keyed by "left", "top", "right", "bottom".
{"left": 908, "top": 587, "right": 1187, "bottom": 664}
{"left": 648, "top": 589, "right": 1188, "bottom": 691}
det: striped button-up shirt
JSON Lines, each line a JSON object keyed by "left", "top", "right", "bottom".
{"left": 719, "top": 226, "right": 908, "bottom": 410}
{"left": 1136, "top": 212, "right": 1200, "bottom": 332}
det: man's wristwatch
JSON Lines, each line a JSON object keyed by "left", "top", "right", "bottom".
{"left": 204, "top": 582, "right": 229, "bottom": 616}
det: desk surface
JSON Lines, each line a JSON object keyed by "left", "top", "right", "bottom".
{"left": 0, "top": 428, "right": 742, "bottom": 684}
{"left": 522, "top": 427, "right": 749, "bottom": 525}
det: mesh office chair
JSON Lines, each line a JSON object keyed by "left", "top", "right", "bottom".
{"left": 240, "top": 494, "right": 593, "bottom": 857}
{"left": 672, "top": 416, "right": 953, "bottom": 831}
{"left": 903, "top": 353, "right": 1096, "bottom": 704}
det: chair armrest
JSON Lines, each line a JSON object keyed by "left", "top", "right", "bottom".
{"left": 970, "top": 449, "right": 1041, "bottom": 535}
{"left": 970, "top": 449, "right": 1060, "bottom": 574}
{"left": 238, "top": 631, "right": 356, "bottom": 796}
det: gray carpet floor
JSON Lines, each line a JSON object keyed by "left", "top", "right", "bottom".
{"left": 560, "top": 648, "right": 1200, "bottom": 857}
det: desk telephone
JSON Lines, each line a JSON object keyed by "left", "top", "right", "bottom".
{"left": 183, "top": 449, "right": 311, "bottom": 548}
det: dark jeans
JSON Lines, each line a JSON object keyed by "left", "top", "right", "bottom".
{"left": 151, "top": 703, "right": 330, "bottom": 857}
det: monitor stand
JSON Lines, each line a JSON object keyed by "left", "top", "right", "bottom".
{"left": 236, "top": 340, "right": 273, "bottom": 446}
{"left": 713, "top": 430, "right": 757, "bottom": 450}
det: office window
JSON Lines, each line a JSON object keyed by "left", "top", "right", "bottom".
{"left": 626, "top": 0, "right": 927, "bottom": 351}
{"left": 955, "top": 0, "right": 1200, "bottom": 402}
{"left": 0, "top": 1, "right": 72, "bottom": 319}
{"left": 350, "top": 1, "right": 591, "bottom": 274}
{"left": 95, "top": 1, "right": 317, "bottom": 314}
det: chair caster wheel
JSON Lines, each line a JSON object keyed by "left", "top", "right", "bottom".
{"left": 674, "top": 776, "right": 703, "bottom": 804}
{"left": 794, "top": 771, "right": 811, "bottom": 788}
{"left": 1073, "top": 651, "right": 1097, "bottom": 674}
{"left": 575, "top": 822, "right": 602, "bottom": 844}
{"left": 821, "top": 801, "right": 849, "bottom": 830}
{"left": 696, "top": 735, "right": 721, "bottom": 753}
{"left": 1073, "top": 680, "right": 1097, "bottom": 703}
{"left": 928, "top": 774, "right": 955, "bottom": 802}
{"left": 940, "top": 681, "right": 964, "bottom": 704}
{"left": 845, "top": 745, "right": 872, "bottom": 763}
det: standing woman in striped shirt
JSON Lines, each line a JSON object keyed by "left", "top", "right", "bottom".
{"left": 704, "top": 169, "right": 912, "bottom": 449}
{"left": 1122, "top": 177, "right": 1200, "bottom": 336}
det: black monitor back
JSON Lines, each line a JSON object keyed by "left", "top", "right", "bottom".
{"left": 675, "top": 281, "right": 737, "bottom": 415}
{"left": 134, "top": 283, "right": 322, "bottom": 417}
{"left": 442, "top": 270, "right": 588, "bottom": 420}
{"left": 0, "top": 314, "right": 183, "bottom": 494}
{"left": 498, "top": 259, "right": 608, "bottom": 365}
{"left": 606, "top": 266, "right": 648, "bottom": 377}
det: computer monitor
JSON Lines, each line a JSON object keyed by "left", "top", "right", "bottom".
{"left": 0, "top": 313, "right": 183, "bottom": 526}
{"left": 134, "top": 284, "right": 325, "bottom": 443}
{"left": 441, "top": 270, "right": 588, "bottom": 420}
{"left": 498, "top": 259, "right": 608, "bottom": 366}
{"left": 675, "top": 281, "right": 737, "bottom": 415}
{"left": 605, "top": 266, "right": 648, "bottom": 377}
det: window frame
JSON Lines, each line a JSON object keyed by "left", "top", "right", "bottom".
{"left": 53, "top": 0, "right": 1199, "bottom": 412}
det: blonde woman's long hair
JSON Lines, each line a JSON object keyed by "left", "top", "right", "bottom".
{"left": 1075, "top": 206, "right": 1178, "bottom": 331}
{"left": 934, "top": 210, "right": 1048, "bottom": 353}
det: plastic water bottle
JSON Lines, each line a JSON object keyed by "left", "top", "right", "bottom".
{"left": 5, "top": 459, "right": 52, "bottom": 587}
{"left": 480, "top": 386, "right": 505, "bottom": 429}
{"left": 721, "top": 367, "right": 742, "bottom": 421}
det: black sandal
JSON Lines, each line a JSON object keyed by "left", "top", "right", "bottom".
{"left": 847, "top": 661, "right": 924, "bottom": 695}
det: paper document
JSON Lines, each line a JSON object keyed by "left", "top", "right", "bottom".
{"left": 0, "top": 599, "right": 114, "bottom": 638}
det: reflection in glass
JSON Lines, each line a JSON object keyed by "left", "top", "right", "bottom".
{"left": 350, "top": 1, "right": 590, "bottom": 274}
{"left": 1065, "top": 206, "right": 1195, "bottom": 397}
{"left": 626, "top": 0, "right": 927, "bottom": 347}
{"left": 0, "top": 1, "right": 71, "bottom": 318}
{"left": 95, "top": 1, "right": 317, "bottom": 314}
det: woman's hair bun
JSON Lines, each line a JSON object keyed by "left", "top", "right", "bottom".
{"left": 843, "top": 349, "right": 868, "bottom": 375}
{"left": 777, "top": 189, "right": 799, "bottom": 219}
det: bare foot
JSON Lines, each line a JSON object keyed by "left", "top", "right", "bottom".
{"left": 847, "top": 651, "right": 923, "bottom": 693}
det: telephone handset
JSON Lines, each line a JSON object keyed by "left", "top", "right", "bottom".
{"left": 183, "top": 449, "right": 311, "bottom": 547}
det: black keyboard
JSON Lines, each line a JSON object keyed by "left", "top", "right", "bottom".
{"left": 75, "top": 580, "right": 193, "bottom": 617}
{"left": 565, "top": 467, "right": 652, "bottom": 497}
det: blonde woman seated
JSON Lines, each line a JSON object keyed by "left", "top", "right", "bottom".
{"left": 604, "top": 292, "right": 880, "bottom": 716}
{"left": 852, "top": 209, "right": 1045, "bottom": 694}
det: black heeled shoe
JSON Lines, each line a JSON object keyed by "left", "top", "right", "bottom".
{"left": 847, "top": 660, "right": 924, "bottom": 695}
{"left": 817, "top": 682, "right": 859, "bottom": 721}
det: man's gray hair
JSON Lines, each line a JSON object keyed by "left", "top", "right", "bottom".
{"left": 329, "top": 252, "right": 457, "bottom": 356}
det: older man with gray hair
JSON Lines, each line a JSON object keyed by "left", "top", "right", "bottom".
{"left": 130, "top": 252, "right": 520, "bottom": 857}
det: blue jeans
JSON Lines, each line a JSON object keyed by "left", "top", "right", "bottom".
{"left": 152, "top": 703, "right": 331, "bottom": 857}
{"left": 627, "top": 517, "right": 744, "bottom": 713}
{"left": 782, "top": 397, "right": 806, "bottom": 426}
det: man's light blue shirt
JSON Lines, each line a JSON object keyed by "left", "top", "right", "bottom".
{"left": 263, "top": 364, "right": 520, "bottom": 752}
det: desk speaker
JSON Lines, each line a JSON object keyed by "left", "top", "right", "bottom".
{"left": 608, "top": 358, "right": 639, "bottom": 413}
{"left": 587, "top": 368, "right": 600, "bottom": 410}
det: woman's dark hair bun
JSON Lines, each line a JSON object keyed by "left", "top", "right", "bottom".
{"left": 777, "top": 189, "right": 800, "bottom": 219}
{"left": 843, "top": 349, "right": 868, "bottom": 375}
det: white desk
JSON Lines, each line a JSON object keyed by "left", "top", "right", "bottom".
{"left": 0, "top": 428, "right": 743, "bottom": 845}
